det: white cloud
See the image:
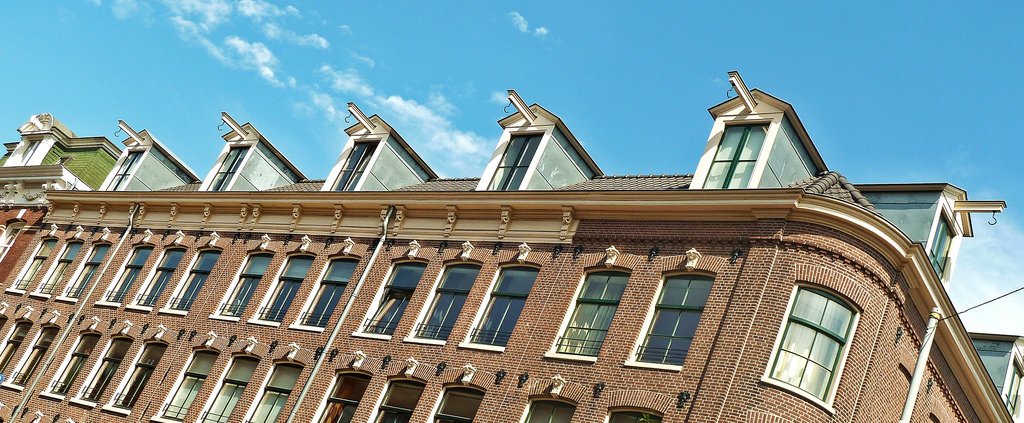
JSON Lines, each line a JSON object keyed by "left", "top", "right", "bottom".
{"left": 169, "top": 16, "right": 226, "bottom": 62}
{"left": 508, "top": 11, "right": 548, "bottom": 37}
{"left": 262, "top": 22, "right": 329, "bottom": 49}
{"left": 111, "top": 0, "right": 140, "bottom": 19}
{"left": 319, "top": 65, "right": 373, "bottom": 97}
{"left": 489, "top": 91, "right": 508, "bottom": 105}
{"left": 351, "top": 52, "right": 375, "bottom": 68}
{"left": 236, "top": 0, "right": 297, "bottom": 20}
{"left": 87, "top": 0, "right": 102, "bottom": 5}
{"left": 310, "top": 91, "right": 344, "bottom": 122}
{"left": 338, "top": 24, "right": 351, "bottom": 34}
{"left": 224, "top": 36, "right": 281, "bottom": 85}
{"left": 160, "top": 0, "right": 232, "bottom": 30}
{"left": 428, "top": 92, "right": 456, "bottom": 116}
{"left": 947, "top": 217, "right": 1024, "bottom": 335}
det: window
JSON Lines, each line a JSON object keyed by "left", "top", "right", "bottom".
{"left": 334, "top": 142, "right": 377, "bottom": 191}
{"left": 106, "top": 247, "right": 153, "bottom": 303}
{"left": 417, "top": 265, "right": 480, "bottom": 340}
{"left": 38, "top": 241, "right": 83, "bottom": 295}
{"left": 320, "top": 373, "right": 371, "bottom": 423}
{"left": 470, "top": 267, "right": 537, "bottom": 347}
{"left": 14, "top": 239, "right": 57, "bottom": 290}
{"left": 609, "top": 411, "right": 663, "bottom": 423}
{"left": 375, "top": 380, "right": 424, "bottom": 423}
{"left": 769, "top": 288, "right": 855, "bottom": 401}
{"left": 703, "top": 124, "right": 767, "bottom": 189}
{"left": 489, "top": 135, "right": 542, "bottom": 191}
{"left": 636, "top": 275, "right": 713, "bottom": 366}
{"left": 65, "top": 244, "right": 111, "bottom": 299}
{"left": 0, "top": 222, "right": 25, "bottom": 263}
{"left": 209, "top": 147, "right": 249, "bottom": 191}
{"left": 524, "top": 401, "right": 575, "bottom": 423}
{"left": 137, "top": 249, "right": 185, "bottom": 306}
{"left": 364, "top": 263, "right": 427, "bottom": 335}
{"left": 0, "top": 322, "right": 32, "bottom": 374}
{"left": 51, "top": 334, "right": 100, "bottom": 395}
{"left": 22, "top": 140, "right": 42, "bottom": 163}
{"left": 930, "top": 216, "right": 953, "bottom": 276}
{"left": 164, "top": 351, "right": 218, "bottom": 420}
{"left": 114, "top": 343, "right": 167, "bottom": 409}
{"left": 249, "top": 364, "right": 302, "bottom": 423}
{"left": 169, "top": 250, "right": 221, "bottom": 311}
{"left": 1008, "top": 363, "right": 1023, "bottom": 415}
{"left": 203, "top": 357, "right": 258, "bottom": 423}
{"left": 433, "top": 388, "right": 483, "bottom": 423}
{"left": 12, "top": 326, "right": 58, "bottom": 385}
{"left": 221, "top": 254, "right": 272, "bottom": 317}
{"left": 260, "top": 256, "right": 314, "bottom": 322}
{"left": 109, "top": 151, "right": 143, "bottom": 190}
{"left": 303, "top": 260, "right": 357, "bottom": 327}
{"left": 555, "top": 272, "right": 629, "bottom": 356}
{"left": 82, "top": 338, "right": 132, "bottom": 402}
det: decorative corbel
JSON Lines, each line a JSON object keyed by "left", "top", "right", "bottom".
{"left": 390, "top": 206, "right": 406, "bottom": 236}
{"left": 208, "top": 231, "right": 221, "bottom": 247}
{"left": 48, "top": 223, "right": 58, "bottom": 236}
{"left": 404, "top": 357, "right": 419, "bottom": 377}
{"left": 88, "top": 316, "right": 101, "bottom": 331}
{"left": 45, "top": 310, "right": 62, "bottom": 324}
{"left": 204, "top": 331, "right": 219, "bottom": 347}
{"left": 173, "top": 230, "right": 186, "bottom": 246}
{"left": 100, "top": 227, "right": 111, "bottom": 241}
{"left": 73, "top": 225, "right": 84, "bottom": 239}
{"left": 378, "top": 207, "right": 389, "bottom": 235}
{"left": 259, "top": 234, "right": 272, "bottom": 250}
{"left": 461, "top": 241, "right": 474, "bottom": 260}
{"left": 120, "top": 319, "right": 134, "bottom": 336}
{"left": 71, "top": 202, "right": 81, "bottom": 221}
{"left": 97, "top": 202, "right": 108, "bottom": 223}
{"left": 136, "top": 203, "right": 147, "bottom": 222}
{"left": 153, "top": 324, "right": 168, "bottom": 340}
{"left": 461, "top": 364, "right": 477, "bottom": 384}
{"left": 685, "top": 248, "right": 702, "bottom": 271}
{"left": 407, "top": 240, "right": 421, "bottom": 258}
{"left": 517, "top": 242, "right": 531, "bottom": 262}
{"left": 249, "top": 204, "right": 262, "bottom": 226}
{"left": 353, "top": 351, "right": 368, "bottom": 368}
{"left": 22, "top": 306, "right": 33, "bottom": 320}
{"left": 289, "top": 204, "right": 302, "bottom": 232}
{"left": 168, "top": 203, "right": 179, "bottom": 227}
{"left": 0, "top": 302, "right": 8, "bottom": 315}
{"left": 330, "top": 205, "right": 344, "bottom": 233}
{"left": 560, "top": 206, "right": 573, "bottom": 240}
{"left": 550, "top": 375, "right": 566, "bottom": 396}
{"left": 201, "top": 203, "right": 212, "bottom": 227}
{"left": 444, "top": 206, "right": 458, "bottom": 237}
{"left": 605, "top": 246, "right": 621, "bottom": 267}
{"left": 497, "top": 206, "right": 512, "bottom": 239}
{"left": 244, "top": 336, "right": 259, "bottom": 354}
{"left": 341, "top": 237, "right": 356, "bottom": 255}
{"left": 299, "top": 235, "right": 313, "bottom": 252}
{"left": 238, "top": 205, "right": 249, "bottom": 230}
{"left": 287, "top": 342, "right": 301, "bottom": 360}
{"left": 142, "top": 228, "right": 153, "bottom": 243}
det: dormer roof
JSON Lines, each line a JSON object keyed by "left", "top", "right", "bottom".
{"left": 120, "top": 128, "right": 200, "bottom": 183}
{"left": 220, "top": 120, "right": 306, "bottom": 181}
{"left": 342, "top": 114, "right": 439, "bottom": 180}
{"left": 497, "top": 103, "right": 604, "bottom": 177}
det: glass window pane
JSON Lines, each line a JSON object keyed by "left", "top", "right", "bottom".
{"left": 820, "top": 301, "right": 853, "bottom": 336}
{"left": 382, "top": 381, "right": 424, "bottom": 410}
{"left": 715, "top": 127, "right": 744, "bottom": 160}
{"left": 389, "top": 263, "right": 427, "bottom": 290}
{"left": 791, "top": 290, "right": 827, "bottom": 324}
{"left": 738, "top": 126, "right": 767, "bottom": 160}
{"left": 226, "top": 358, "right": 258, "bottom": 382}
{"left": 726, "top": 161, "right": 754, "bottom": 188}
{"left": 269, "top": 366, "right": 301, "bottom": 390}
{"left": 436, "top": 388, "right": 483, "bottom": 419}
{"left": 781, "top": 322, "right": 816, "bottom": 356}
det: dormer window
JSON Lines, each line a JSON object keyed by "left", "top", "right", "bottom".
{"left": 703, "top": 125, "right": 767, "bottom": 189}
{"left": 210, "top": 147, "right": 249, "bottom": 191}
{"left": 21, "top": 140, "right": 42, "bottom": 164}
{"left": 333, "top": 142, "right": 377, "bottom": 191}
{"left": 108, "top": 151, "right": 143, "bottom": 191}
{"left": 490, "top": 135, "right": 542, "bottom": 191}
{"left": 929, "top": 216, "right": 953, "bottom": 275}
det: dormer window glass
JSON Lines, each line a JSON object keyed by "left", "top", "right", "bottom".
{"left": 490, "top": 135, "right": 542, "bottom": 191}
{"left": 150, "top": 147, "right": 196, "bottom": 184}
{"left": 109, "top": 151, "right": 144, "bottom": 191}
{"left": 333, "top": 142, "right": 377, "bottom": 191}
{"left": 210, "top": 147, "right": 249, "bottom": 191}
{"left": 930, "top": 216, "right": 953, "bottom": 276}
{"left": 704, "top": 125, "right": 767, "bottom": 189}
{"left": 22, "top": 140, "right": 42, "bottom": 163}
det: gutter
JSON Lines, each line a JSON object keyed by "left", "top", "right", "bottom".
{"left": 284, "top": 205, "right": 394, "bottom": 423}
{"left": 10, "top": 203, "right": 140, "bottom": 422}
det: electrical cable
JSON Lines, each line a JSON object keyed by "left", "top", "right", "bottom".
{"left": 941, "top": 284, "right": 1024, "bottom": 321}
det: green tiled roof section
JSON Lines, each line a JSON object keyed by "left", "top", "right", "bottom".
{"left": 41, "top": 144, "right": 118, "bottom": 189}
{"left": 0, "top": 152, "right": 9, "bottom": 167}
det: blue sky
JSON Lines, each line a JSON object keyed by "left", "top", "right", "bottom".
{"left": 1, "top": 1, "right": 1023, "bottom": 333}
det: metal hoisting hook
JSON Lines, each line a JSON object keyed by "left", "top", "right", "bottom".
{"left": 344, "top": 111, "right": 354, "bottom": 124}
{"left": 726, "top": 88, "right": 736, "bottom": 99}
{"left": 504, "top": 100, "right": 512, "bottom": 114}
{"left": 989, "top": 211, "right": 998, "bottom": 226}
{"left": 114, "top": 127, "right": 124, "bottom": 137}
{"left": 217, "top": 121, "right": 226, "bottom": 131}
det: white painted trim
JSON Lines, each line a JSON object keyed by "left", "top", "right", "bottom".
{"left": 8, "top": 327, "right": 47, "bottom": 385}
{"left": 61, "top": 243, "right": 103, "bottom": 299}
{"left": 33, "top": 241, "right": 78, "bottom": 295}
{"left": 213, "top": 254, "right": 268, "bottom": 319}
{"left": 356, "top": 263, "right": 401, "bottom": 335}
{"left": 456, "top": 342, "right": 505, "bottom": 353}
{"left": 292, "top": 257, "right": 351, "bottom": 328}
{"left": 11, "top": 239, "right": 50, "bottom": 290}
{"left": 73, "top": 337, "right": 119, "bottom": 401}
{"left": 405, "top": 264, "right": 459, "bottom": 341}
{"left": 250, "top": 254, "right": 311, "bottom": 325}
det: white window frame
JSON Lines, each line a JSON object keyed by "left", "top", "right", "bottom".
{"left": 0, "top": 321, "right": 32, "bottom": 376}
{"left": 240, "top": 363, "right": 303, "bottom": 423}
{"left": 127, "top": 248, "right": 184, "bottom": 311}
{"left": 352, "top": 262, "right": 424, "bottom": 341}
{"left": 44, "top": 332, "right": 99, "bottom": 399}
{"left": 32, "top": 240, "right": 82, "bottom": 297}
{"left": 3, "top": 325, "right": 53, "bottom": 390}
{"left": 0, "top": 221, "right": 26, "bottom": 263}
{"left": 210, "top": 253, "right": 274, "bottom": 322}
{"left": 288, "top": 257, "right": 357, "bottom": 332}
{"left": 623, "top": 273, "right": 713, "bottom": 372}
{"left": 543, "top": 271, "right": 630, "bottom": 363}
{"left": 103, "top": 342, "right": 167, "bottom": 414}
{"left": 760, "top": 284, "right": 859, "bottom": 412}
{"left": 476, "top": 128, "right": 553, "bottom": 191}
{"left": 100, "top": 147, "right": 150, "bottom": 191}
{"left": 689, "top": 100, "right": 783, "bottom": 190}
{"left": 152, "top": 349, "right": 219, "bottom": 423}
{"left": 9, "top": 238, "right": 57, "bottom": 293}
{"left": 71, "top": 337, "right": 131, "bottom": 406}
{"left": 365, "top": 378, "right": 427, "bottom": 423}
{"left": 197, "top": 355, "right": 261, "bottom": 423}
{"left": 96, "top": 246, "right": 154, "bottom": 307}
{"left": 402, "top": 264, "right": 472, "bottom": 346}
{"left": 457, "top": 266, "right": 507, "bottom": 353}
{"left": 56, "top": 243, "right": 110, "bottom": 303}
{"left": 248, "top": 254, "right": 315, "bottom": 327}
{"left": 309, "top": 371, "right": 372, "bottom": 423}
{"left": 518, "top": 399, "right": 578, "bottom": 423}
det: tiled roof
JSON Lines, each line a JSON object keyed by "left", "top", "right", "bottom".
{"left": 396, "top": 178, "right": 481, "bottom": 192}
{"left": 158, "top": 182, "right": 201, "bottom": 192}
{"left": 559, "top": 174, "right": 693, "bottom": 191}
{"left": 789, "top": 171, "right": 876, "bottom": 211}
{"left": 266, "top": 180, "right": 326, "bottom": 192}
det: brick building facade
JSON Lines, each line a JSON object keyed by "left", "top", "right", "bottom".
{"left": 0, "top": 74, "right": 1009, "bottom": 422}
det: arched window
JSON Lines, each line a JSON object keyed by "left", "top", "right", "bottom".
{"left": 137, "top": 248, "right": 186, "bottom": 306}
{"left": 38, "top": 241, "right": 82, "bottom": 295}
{"left": 221, "top": 254, "right": 273, "bottom": 317}
{"left": 204, "top": 356, "right": 259, "bottom": 423}
{"left": 609, "top": 411, "right": 663, "bottom": 423}
{"left": 556, "top": 271, "right": 629, "bottom": 356}
{"left": 0, "top": 222, "right": 25, "bottom": 263}
{"left": 636, "top": 275, "right": 713, "bottom": 366}
{"left": 113, "top": 342, "right": 168, "bottom": 409}
{"left": 164, "top": 351, "right": 218, "bottom": 420}
{"left": 82, "top": 337, "right": 132, "bottom": 401}
{"left": 249, "top": 364, "right": 303, "bottom": 422}
{"left": 469, "top": 266, "right": 538, "bottom": 347}
{"left": 375, "top": 380, "right": 425, "bottom": 422}
{"left": 65, "top": 244, "right": 111, "bottom": 299}
{"left": 0, "top": 322, "right": 32, "bottom": 373}
{"left": 417, "top": 264, "right": 480, "bottom": 340}
{"left": 524, "top": 400, "right": 575, "bottom": 423}
{"left": 259, "top": 256, "right": 314, "bottom": 322}
{"left": 12, "top": 326, "right": 59, "bottom": 385}
{"left": 51, "top": 333, "right": 101, "bottom": 395}
{"left": 169, "top": 250, "right": 222, "bottom": 311}
{"left": 302, "top": 259, "right": 358, "bottom": 327}
{"left": 106, "top": 246, "right": 153, "bottom": 303}
{"left": 364, "top": 262, "right": 427, "bottom": 335}
{"left": 14, "top": 239, "right": 57, "bottom": 291}
{"left": 320, "top": 373, "right": 371, "bottom": 423}
{"left": 433, "top": 387, "right": 484, "bottom": 422}
{"left": 769, "top": 288, "right": 856, "bottom": 401}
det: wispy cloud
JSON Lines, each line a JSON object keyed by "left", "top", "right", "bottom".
{"left": 111, "top": 0, "right": 140, "bottom": 19}
{"left": 338, "top": 24, "right": 351, "bottom": 34}
{"left": 224, "top": 36, "right": 281, "bottom": 85}
{"left": 489, "top": 91, "right": 508, "bottom": 105}
{"left": 508, "top": 11, "right": 548, "bottom": 37}
{"left": 159, "top": 0, "right": 232, "bottom": 30}
{"left": 351, "top": 52, "right": 375, "bottom": 68}
{"left": 169, "top": 16, "right": 226, "bottom": 61}
{"left": 947, "top": 217, "right": 1024, "bottom": 335}
{"left": 319, "top": 65, "right": 373, "bottom": 97}
{"left": 262, "top": 22, "right": 329, "bottom": 49}
{"left": 236, "top": 0, "right": 298, "bottom": 21}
